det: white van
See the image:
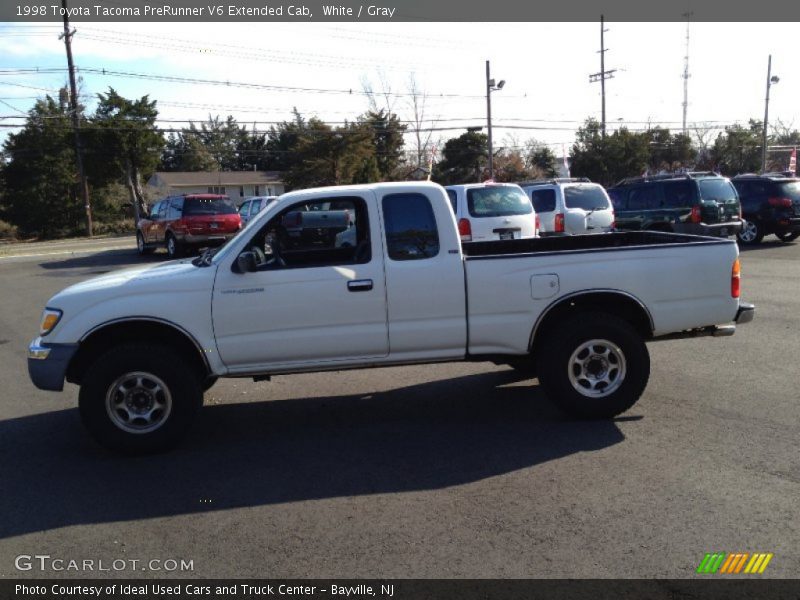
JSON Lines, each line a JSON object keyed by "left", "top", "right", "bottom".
{"left": 518, "top": 179, "right": 615, "bottom": 236}
{"left": 445, "top": 183, "right": 538, "bottom": 242}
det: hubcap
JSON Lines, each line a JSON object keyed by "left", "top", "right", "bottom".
{"left": 567, "top": 339, "right": 627, "bottom": 398}
{"left": 105, "top": 371, "right": 172, "bottom": 434}
{"left": 739, "top": 221, "right": 757, "bottom": 242}
{"left": 167, "top": 238, "right": 175, "bottom": 255}
{"left": 137, "top": 234, "right": 144, "bottom": 251}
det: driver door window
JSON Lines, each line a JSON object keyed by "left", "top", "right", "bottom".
{"left": 246, "top": 196, "right": 371, "bottom": 269}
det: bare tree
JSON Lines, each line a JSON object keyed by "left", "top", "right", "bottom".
{"left": 360, "top": 70, "right": 397, "bottom": 115}
{"left": 691, "top": 121, "right": 717, "bottom": 169}
{"left": 406, "top": 73, "right": 437, "bottom": 169}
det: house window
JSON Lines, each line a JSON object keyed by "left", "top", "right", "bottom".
{"left": 207, "top": 186, "right": 226, "bottom": 194}
{"left": 254, "top": 185, "right": 261, "bottom": 196}
{"left": 239, "top": 186, "right": 244, "bottom": 197}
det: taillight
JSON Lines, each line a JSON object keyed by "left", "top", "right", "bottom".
{"left": 554, "top": 213, "right": 565, "bottom": 233}
{"left": 731, "top": 258, "right": 741, "bottom": 298}
{"left": 458, "top": 218, "right": 472, "bottom": 242}
{"left": 690, "top": 205, "right": 702, "bottom": 224}
{"left": 767, "top": 197, "right": 793, "bottom": 209}
{"left": 535, "top": 214, "right": 540, "bottom": 235}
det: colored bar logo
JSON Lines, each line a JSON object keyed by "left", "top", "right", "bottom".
{"left": 696, "top": 552, "right": 773, "bottom": 574}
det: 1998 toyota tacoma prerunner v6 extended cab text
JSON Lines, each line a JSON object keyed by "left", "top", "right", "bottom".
{"left": 28, "top": 182, "right": 755, "bottom": 453}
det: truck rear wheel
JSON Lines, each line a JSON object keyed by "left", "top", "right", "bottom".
{"left": 78, "top": 343, "right": 203, "bottom": 454}
{"left": 537, "top": 312, "right": 650, "bottom": 419}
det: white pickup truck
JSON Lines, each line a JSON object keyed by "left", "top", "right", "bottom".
{"left": 28, "top": 182, "right": 754, "bottom": 453}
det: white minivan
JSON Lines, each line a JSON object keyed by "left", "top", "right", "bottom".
{"left": 445, "top": 183, "right": 538, "bottom": 242}
{"left": 518, "top": 179, "right": 615, "bottom": 236}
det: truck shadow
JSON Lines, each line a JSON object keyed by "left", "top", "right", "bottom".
{"left": 37, "top": 249, "right": 166, "bottom": 274}
{"left": 0, "top": 370, "right": 632, "bottom": 539}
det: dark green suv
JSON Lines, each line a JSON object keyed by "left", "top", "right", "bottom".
{"left": 607, "top": 172, "right": 743, "bottom": 237}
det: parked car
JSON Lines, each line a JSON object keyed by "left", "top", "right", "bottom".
{"left": 29, "top": 181, "right": 753, "bottom": 453}
{"left": 607, "top": 172, "right": 743, "bottom": 237}
{"left": 238, "top": 196, "right": 278, "bottom": 226}
{"left": 445, "top": 183, "right": 538, "bottom": 242}
{"left": 137, "top": 194, "right": 241, "bottom": 258}
{"left": 731, "top": 174, "right": 800, "bottom": 244}
{"left": 518, "top": 178, "right": 615, "bottom": 236}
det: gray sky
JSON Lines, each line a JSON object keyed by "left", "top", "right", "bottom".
{"left": 1, "top": 22, "right": 798, "bottom": 155}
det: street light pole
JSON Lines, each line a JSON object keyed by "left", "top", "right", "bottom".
{"left": 486, "top": 60, "right": 493, "bottom": 180}
{"left": 485, "top": 60, "right": 505, "bottom": 181}
{"left": 762, "top": 54, "right": 779, "bottom": 173}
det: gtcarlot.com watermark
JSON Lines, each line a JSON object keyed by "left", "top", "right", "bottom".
{"left": 15, "top": 554, "right": 194, "bottom": 572}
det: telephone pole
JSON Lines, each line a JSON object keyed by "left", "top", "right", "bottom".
{"left": 60, "top": 0, "right": 92, "bottom": 236}
{"left": 682, "top": 12, "right": 692, "bottom": 133}
{"left": 589, "top": 15, "right": 616, "bottom": 136}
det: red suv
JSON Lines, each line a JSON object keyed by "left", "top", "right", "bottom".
{"left": 137, "top": 194, "right": 241, "bottom": 258}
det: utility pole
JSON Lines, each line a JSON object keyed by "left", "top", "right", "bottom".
{"left": 589, "top": 15, "right": 616, "bottom": 136}
{"left": 485, "top": 60, "right": 505, "bottom": 181}
{"left": 761, "top": 54, "right": 779, "bottom": 173}
{"left": 682, "top": 12, "right": 692, "bottom": 134}
{"left": 60, "top": 0, "right": 92, "bottom": 236}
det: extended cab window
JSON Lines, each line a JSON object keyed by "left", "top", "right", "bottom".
{"left": 246, "top": 196, "right": 370, "bottom": 269}
{"left": 382, "top": 193, "right": 440, "bottom": 261}
{"left": 530, "top": 189, "right": 556, "bottom": 213}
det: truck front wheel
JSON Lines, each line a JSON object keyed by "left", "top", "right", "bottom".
{"left": 78, "top": 343, "right": 203, "bottom": 454}
{"left": 537, "top": 312, "right": 650, "bottom": 419}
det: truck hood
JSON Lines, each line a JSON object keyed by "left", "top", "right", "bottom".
{"left": 47, "top": 259, "right": 214, "bottom": 313}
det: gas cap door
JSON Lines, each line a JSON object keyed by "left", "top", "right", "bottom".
{"left": 531, "top": 273, "right": 560, "bottom": 300}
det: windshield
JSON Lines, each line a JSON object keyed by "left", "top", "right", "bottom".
{"left": 184, "top": 197, "right": 237, "bottom": 215}
{"left": 698, "top": 179, "right": 737, "bottom": 202}
{"left": 563, "top": 185, "right": 611, "bottom": 211}
{"left": 777, "top": 181, "right": 800, "bottom": 200}
{"left": 466, "top": 186, "right": 533, "bottom": 217}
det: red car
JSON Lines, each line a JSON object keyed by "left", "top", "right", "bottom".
{"left": 136, "top": 194, "right": 241, "bottom": 258}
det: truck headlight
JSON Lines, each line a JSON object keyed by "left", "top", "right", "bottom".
{"left": 39, "top": 308, "right": 62, "bottom": 336}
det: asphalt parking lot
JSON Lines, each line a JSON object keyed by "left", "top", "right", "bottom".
{"left": 0, "top": 236, "right": 798, "bottom": 579}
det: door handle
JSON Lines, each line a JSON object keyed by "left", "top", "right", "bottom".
{"left": 347, "top": 279, "right": 373, "bottom": 292}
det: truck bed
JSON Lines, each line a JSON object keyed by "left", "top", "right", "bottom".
{"left": 462, "top": 231, "right": 732, "bottom": 258}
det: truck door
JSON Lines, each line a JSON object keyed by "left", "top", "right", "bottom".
{"left": 378, "top": 190, "right": 467, "bottom": 360}
{"left": 212, "top": 192, "right": 389, "bottom": 370}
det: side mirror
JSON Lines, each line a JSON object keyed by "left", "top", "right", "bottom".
{"left": 236, "top": 251, "right": 258, "bottom": 273}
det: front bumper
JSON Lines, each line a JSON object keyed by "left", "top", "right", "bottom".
{"left": 27, "top": 337, "right": 79, "bottom": 391}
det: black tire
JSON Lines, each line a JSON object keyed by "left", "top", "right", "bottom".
{"left": 737, "top": 220, "right": 763, "bottom": 245}
{"left": 136, "top": 231, "right": 153, "bottom": 255}
{"left": 536, "top": 312, "right": 650, "bottom": 419}
{"left": 776, "top": 231, "right": 800, "bottom": 242}
{"left": 165, "top": 233, "right": 183, "bottom": 258}
{"left": 78, "top": 343, "right": 203, "bottom": 454}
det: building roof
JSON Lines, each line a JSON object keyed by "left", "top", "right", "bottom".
{"left": 150, "top": 171, "right": 283, "bottom": 186}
